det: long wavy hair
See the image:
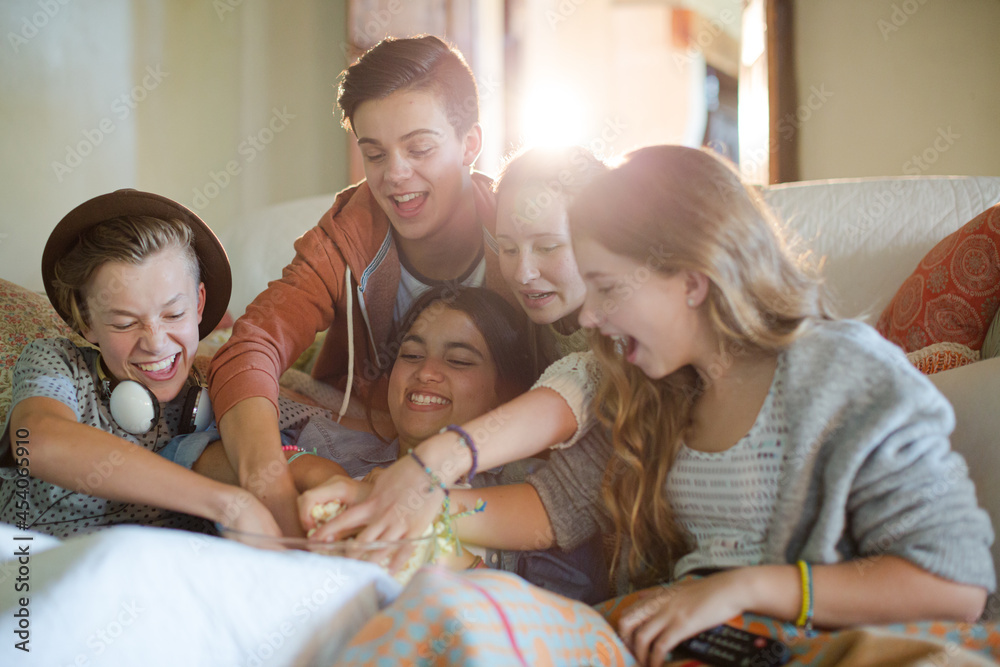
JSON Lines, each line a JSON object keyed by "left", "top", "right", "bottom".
{"left": 568, "top": 146, "right": 833, "bottom": 587}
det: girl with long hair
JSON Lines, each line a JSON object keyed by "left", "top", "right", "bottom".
{"left": 569, "top": 145, "right": 991, "bottom": 663}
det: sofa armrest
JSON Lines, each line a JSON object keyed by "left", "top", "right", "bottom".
{"left": 929, "top": 357, "right": 1000, "bottom": 581}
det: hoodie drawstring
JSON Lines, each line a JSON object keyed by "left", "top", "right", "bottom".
{"left": 339, "top": 266, "right": 354, "bottom": 423}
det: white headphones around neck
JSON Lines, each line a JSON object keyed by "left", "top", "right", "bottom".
{"left": 97, "top": 357, "right": 213, "bottom": 435}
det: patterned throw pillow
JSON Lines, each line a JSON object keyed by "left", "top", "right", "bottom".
{"left": 0, "top": 279, "right": 87, "bottom": 426}
{"left": 906, "top": 341, "right": 980, "bottom": 375}
{"left": 876, "top": 203, "right": 1000, "bottom": 352}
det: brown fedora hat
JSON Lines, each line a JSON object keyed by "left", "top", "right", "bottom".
{"left": 41, "top": 189, "right": 231, "bottom": 339}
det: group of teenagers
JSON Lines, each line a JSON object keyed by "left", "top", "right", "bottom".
{"left": 1, "top": 34, "right": 994, "bottom": 665}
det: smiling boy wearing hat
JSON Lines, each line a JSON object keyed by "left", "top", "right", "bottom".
{"left": 0, "top": 189, "right": 280, "bottom": 537}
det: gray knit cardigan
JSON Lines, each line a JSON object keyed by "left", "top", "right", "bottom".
{"left": 527, "top": 319, "right": 996, "bottom": 592}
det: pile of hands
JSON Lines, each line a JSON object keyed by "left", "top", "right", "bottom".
{"left": 295, "top": 462, "right": 455, "bottom": 573}
{"left": 227, "top": 463, "right": 764, "bottom": 666}
{"left": 291, "top": 468, "right": 759, "bottom": 666}
{"left": 297, "top": 465, "right": 423, "bottom": 540}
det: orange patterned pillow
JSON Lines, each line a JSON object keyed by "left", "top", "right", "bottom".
{"left": 877, "top": 203, "right": 1000, "bottom": 352}
{"left": 906, "top": 342, "right": 980, "bottom": 375}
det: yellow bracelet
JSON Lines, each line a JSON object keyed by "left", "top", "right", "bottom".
{"left": 796, "top": 560, "right": 814, "bottom": 631}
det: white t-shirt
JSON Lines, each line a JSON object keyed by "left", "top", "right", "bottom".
{"left": 393, "top": 249, "right": 486, "bottom": 323}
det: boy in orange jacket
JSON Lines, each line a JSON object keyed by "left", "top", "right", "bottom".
{"left": 209, "top": 36, "right": 512, "bottom": 535}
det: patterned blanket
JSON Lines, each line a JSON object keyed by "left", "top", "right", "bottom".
{"left": 335, "top": 567, "right": 1000, "bottom": 666}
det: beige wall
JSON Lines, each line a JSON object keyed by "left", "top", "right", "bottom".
{"left": 793, "top": 0, "right": 1000, "bottom": 180}
{"left": 1, "top": 0, "right": 350, "bottom": 291}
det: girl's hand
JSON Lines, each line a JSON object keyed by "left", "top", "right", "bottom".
{"left": 618, "top": 571, "right": 750, "bottom": 667}
{"left": 312, "top": 455, "right": 446, "bottom": 569}
{"left": 297, "top": 475, "right": 372, "bottom": 537}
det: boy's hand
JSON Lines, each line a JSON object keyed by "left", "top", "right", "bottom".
{"left": 253, "top": 468, "right": 305, "bottom": 538}
{"left": 218, "top": 489, "right": 283, "bottom": 539}
{"left": 217, "top": 398, "right": 303, "bottom": 537}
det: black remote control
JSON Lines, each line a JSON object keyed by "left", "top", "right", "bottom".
{"left": 670, "top": 624, "right": 790, "bottom": 666}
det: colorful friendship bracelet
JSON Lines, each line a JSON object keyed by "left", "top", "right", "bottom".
{"left": 434, "top": 496, "right": 487, "bottom": 556}
{"left": 441, "top": 424, "right": 478, "bottom": 482}
{"left": 282, "top": 444, "right": 316, "bottom": 465}
{"left": 407, "top": 449, "right": 488, "bottom": 556}
{"left": 796, "top": 560, "right": 815, "bottom": 635}
{"left": 408, "top": 449, "right": 449, "bottom": 497}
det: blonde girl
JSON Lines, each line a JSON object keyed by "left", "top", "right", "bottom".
{"left": 569, "top": 145, "right": 992, "bottom": 665}
{"left": 494, "top": 145, "right": 607, "bottom": 366}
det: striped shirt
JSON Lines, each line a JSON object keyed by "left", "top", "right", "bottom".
{"left": 667, "top": 366, "right": 789, "bottom": 578}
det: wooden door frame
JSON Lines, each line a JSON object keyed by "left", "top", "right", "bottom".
{"left": 768, "top": 0, "right": 798, "bottom": 183}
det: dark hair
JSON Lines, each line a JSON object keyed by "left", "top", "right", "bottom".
{"left": 337, "top": 35, "right": 479, "bottom": 136}
{"left": 388, "top": 286, "right": 536, "bottom": 403}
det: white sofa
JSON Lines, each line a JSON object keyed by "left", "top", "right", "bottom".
{"left": 763, "top": 176, "right": 1000, "bottom": 584}
{"left": 226, "top": 175, "right": 1000, "bottom": 580}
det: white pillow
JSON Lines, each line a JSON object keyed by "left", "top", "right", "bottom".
{"left": 0, "top": 524, "right": 399, "bottom": 666}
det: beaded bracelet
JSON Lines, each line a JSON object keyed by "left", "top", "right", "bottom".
{"left": 441, "top": 424, "right": 478, "bottom": 482}
{"left": 282, "top": 445, "right": 315, "bottom": 465}
{"left": 406, "top": 451, "right": 488, "bottom": 556}
{"left": 796, "top": 560, "right": 815, "bottom": 635}
{"left": 408, "top": 450, "right": 449, "bottom": 497}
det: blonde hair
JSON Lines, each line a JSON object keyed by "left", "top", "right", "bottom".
{"left": 494, "top": 145, "right": 607, "bottom": 209}
{"left": 568, "top": 145, "right": 833, "bottom": 587}
{"left": 51, "top": 216, "right": 199, "bottom": 334}
{"left": 494, "top": 145, "right": 608, "bottom": 371}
